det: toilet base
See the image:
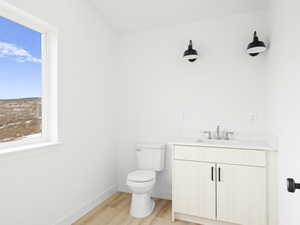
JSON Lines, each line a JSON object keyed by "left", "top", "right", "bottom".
{"left": 130, "top": 192, "right": 155, "bottom": 218}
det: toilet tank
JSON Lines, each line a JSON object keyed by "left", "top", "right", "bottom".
{"left": 136, "top": 143, "right": 166, "bottom": 171}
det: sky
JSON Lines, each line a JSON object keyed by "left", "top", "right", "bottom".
{"left": 0, "top": 16, "right": 41, "bottom": 99}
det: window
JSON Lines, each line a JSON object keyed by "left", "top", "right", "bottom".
{"left": 0, "top": 2, "right": 58, "bottom": 154}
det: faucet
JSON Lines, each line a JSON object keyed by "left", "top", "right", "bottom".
{"left": 215, "top": 125, "right": 222, "bottom": 140}
{"left": 203, "top": 130, "right": 212, "bottom": 139}
{"left": 225, "top": 131, "right": 234, "bottom": 140}
{"left": 203, "top": 125, "right": 234, "bottom": 140}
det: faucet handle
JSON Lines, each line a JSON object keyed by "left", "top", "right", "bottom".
{"left": 225, "top": 131, "right": 234, "bottom": 140}
{"left": 203, "top": 131, "right": 212, "bottom": 140}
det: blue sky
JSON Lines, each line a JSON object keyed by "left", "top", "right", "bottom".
{"left": 0, "top": 16, "right": 41, "bottom": 99}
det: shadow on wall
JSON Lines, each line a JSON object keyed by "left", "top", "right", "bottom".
{"left": 152, "top": 144, "right": 172, "bottom": 199}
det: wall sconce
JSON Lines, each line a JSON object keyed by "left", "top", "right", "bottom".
{"left": 247, "top": 31, "right": 267, "bottom": 56}
{"left": 183, "top": 40, "right": 198, "bottom": 62}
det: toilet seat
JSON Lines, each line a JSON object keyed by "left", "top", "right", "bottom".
{"left": 127, "top": 170, "right": 155, "bottom": 183}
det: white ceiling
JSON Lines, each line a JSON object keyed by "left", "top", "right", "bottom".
{"left": 90, "top": 0, "right": 267, "bottom": 33}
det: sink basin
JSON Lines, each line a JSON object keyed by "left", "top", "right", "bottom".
{"left": 192, "top": 138, "right": 270, "bottom": 150}
{"left": 172, "top": 138, "right": 245, "bottom": 145}
{"left": 198, "top": 139, "right": 241, "bottom": 144}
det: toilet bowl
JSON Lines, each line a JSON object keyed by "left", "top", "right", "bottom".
{"left": 127, "top": 170, "right": 156, "bottom": 218}
{"left": 127, "top": 144, "right": 165, "bottom": 218}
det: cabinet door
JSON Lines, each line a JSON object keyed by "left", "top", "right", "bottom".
{"left": 217, "top": 164, "right": 266, "bottom": 225}
{"left": 173, "top": 160, "right": 216, "bottom": 220}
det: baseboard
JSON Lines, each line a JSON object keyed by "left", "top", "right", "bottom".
{"left": 174, "top": 213, "right": 237, "bottom": 225}
{"left": 54, "top": 185, "right": 117, "bottom": 225}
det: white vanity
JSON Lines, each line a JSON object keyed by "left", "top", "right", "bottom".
{"left": 169, "top": 140, "right": 277, "bottom": 225}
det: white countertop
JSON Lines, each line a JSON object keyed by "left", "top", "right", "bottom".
{"left": 168, "top": 138, "right": 276, "bottom": 151}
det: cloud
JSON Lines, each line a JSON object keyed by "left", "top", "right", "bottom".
{"left": 0, "top": 42, "right": 41, "bottom": 63}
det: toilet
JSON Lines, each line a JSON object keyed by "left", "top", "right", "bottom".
{"left": 126, "top": 144, "right": 165, "bottom": 218}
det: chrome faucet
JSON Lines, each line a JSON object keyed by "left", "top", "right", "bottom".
{"left": 225, "top": 131, "right": 234, "bottom": 140}
{"left": 203, "top": 131, "right": 212, "bottom": 139}
{"left": 215, "top": 125, "right": 222, "bottom": 140}
{"left": 203, "top": 125, "right": 234, "bottom": 140}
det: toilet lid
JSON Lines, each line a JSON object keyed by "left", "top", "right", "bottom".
{"left": 127, "top": 170, "right": 155, "bottom": 182}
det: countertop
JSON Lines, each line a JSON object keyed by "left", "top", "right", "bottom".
{"left": 168, "top": 138, "right": 277, "bottom": 151}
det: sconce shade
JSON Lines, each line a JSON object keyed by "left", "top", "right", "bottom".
{"left": 247, "top": 31, "right": 266, "bottom": 56}
{"left": 183, "top": 40, "right": 198, "bottom": 62}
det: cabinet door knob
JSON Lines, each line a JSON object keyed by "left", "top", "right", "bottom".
{"left": 287, "top": 178, "right": 300, "bottom": 193}
{"left": 211, "top": 167, "right": 214, "bottom": 181}
{"left": 218, "top": 167, "right": 221, "bottom": 182}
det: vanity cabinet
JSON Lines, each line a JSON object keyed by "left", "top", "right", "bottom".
{"left": 172, "top": 145, "right": 267, "bottom": 225}
{"left": 173, "top": 160, "right": 216, "bottom": 220}
{"left": 216, "top": 164, "right": 266, "bottom": 225}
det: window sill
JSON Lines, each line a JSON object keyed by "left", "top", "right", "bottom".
{"left": 0, "top": 138, "right": 61, "bottom": 156}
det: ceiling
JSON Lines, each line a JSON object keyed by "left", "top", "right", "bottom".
{"left": 90, "top": 0, "right": 267, "bottom": 33}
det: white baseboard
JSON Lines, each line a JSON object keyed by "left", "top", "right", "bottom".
{"left": 54, "top": 185, "right": 117, "bottom": 225}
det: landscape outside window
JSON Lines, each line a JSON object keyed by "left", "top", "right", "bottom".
{"left": 0, "top": 16, "right": 42, "bottom": 142}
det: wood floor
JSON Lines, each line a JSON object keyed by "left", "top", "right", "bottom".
{"left": 73, "top": 192, "right": 197, "bottom": 225}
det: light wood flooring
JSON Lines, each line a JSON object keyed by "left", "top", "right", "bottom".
{"left": 73, "top": 192, "right": 197, "bottom": 225}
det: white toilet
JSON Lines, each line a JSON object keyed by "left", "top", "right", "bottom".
{"left": 126, "top": 144, "right": 165, "bottom": 218}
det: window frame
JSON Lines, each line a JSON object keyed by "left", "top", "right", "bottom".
{"left": 0, "top": 1, "right": 59, "bottom": 155}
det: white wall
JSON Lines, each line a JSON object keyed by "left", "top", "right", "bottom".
{"left": 268, "top": 1, "right": 300, "bottom": 224}
{"left": 117, "top": 11, "right": 269, "bottom": 199}
{"left": 0, "top": 1, "right": 117, "bottom": 225}
{"left": 0, "top": 2, "right": 277, "bottom": 224}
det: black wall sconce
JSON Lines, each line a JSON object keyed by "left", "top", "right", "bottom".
{"left": 183, "top": 40, "right": 198, "bottom": 62}
{"left": 247, "top": 31, "right": 267, "bottom": 56}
